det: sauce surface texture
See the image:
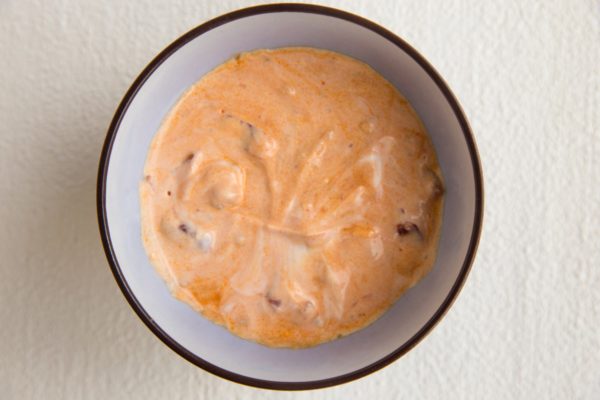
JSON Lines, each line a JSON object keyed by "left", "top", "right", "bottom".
{"left": 140, "top": 48, "right": 444, "bottom": 348}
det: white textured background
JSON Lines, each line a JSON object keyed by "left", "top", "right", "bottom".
{"left": 1, "top": 0, "right": 598, "bottom": 398}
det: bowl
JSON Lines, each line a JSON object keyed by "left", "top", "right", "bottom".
{"left": 97, "top": 3, "right": 483, "bottom": 390}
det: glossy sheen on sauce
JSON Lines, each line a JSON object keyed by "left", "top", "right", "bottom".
{"left": 140, "top": 48, "right": 444, "bottom": 348}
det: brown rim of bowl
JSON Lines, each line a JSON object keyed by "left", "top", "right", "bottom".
{"left": 97, "top": 3, "right": 484, "bottom": 391}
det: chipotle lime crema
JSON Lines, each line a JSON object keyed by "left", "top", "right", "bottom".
{"left": 140, "top": 48, "right": 444, "bottom": 348}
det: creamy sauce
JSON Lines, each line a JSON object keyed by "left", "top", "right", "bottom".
{"left": 140, "top": 48, "right": 444, "bottom": 348}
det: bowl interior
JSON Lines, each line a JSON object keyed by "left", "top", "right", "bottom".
{"left": 103, "top": 10, "right": 479, "bottom": 384}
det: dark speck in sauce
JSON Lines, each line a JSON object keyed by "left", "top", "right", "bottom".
{"left": 178, "top": 223, "right": 190, "bottom": 234}
{"left": 267, "top": 296, "right": 281, "bottom": 308}
{"left": 396, "top": 222, "right": 421, "bottom": 237}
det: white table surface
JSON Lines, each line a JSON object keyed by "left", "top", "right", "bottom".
{"left": 1, "top": 0, "right": 598, "bottom": 398}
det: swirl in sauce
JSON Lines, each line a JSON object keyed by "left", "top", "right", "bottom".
{"left": 140, "top": 48, "right": 444, "bottom": 348}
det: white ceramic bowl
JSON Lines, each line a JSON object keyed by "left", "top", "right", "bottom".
{"left": 97, "top": 4, "right": 483, "bottom": 390}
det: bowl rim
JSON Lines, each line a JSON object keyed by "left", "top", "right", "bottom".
{"left": 96, "top": 2, "right": 484, "bottom": 391}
